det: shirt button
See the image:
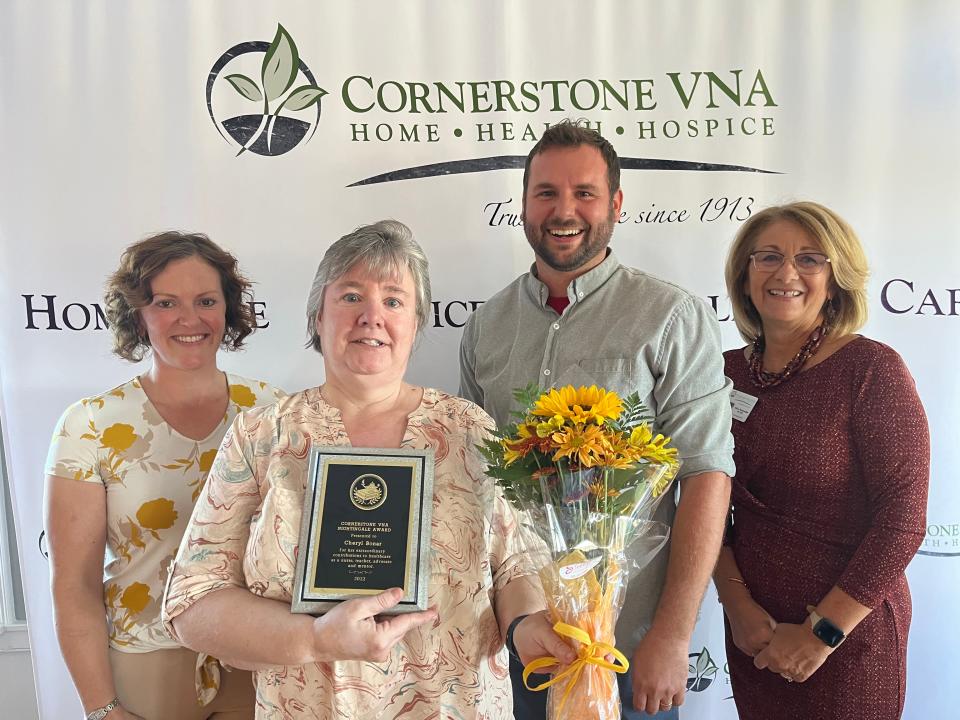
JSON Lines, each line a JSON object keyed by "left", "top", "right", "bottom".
{"left": 553, "top": 323, "right": 560, "bottom": 330}
{"left": 543, "top": 369, "right": 551, "bottom": 376}
{"left": 577, "top": 291, "right": 585, "bottom": 298}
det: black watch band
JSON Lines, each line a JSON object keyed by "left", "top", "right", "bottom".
{"left": 806, "top": 605, "right": 845, "bottom": 648}
{"left": 505, "top": 613, "right": 530, "bottom": 662}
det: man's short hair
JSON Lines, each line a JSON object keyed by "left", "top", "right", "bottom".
{"left": 522, "top": 119, "right": 621, "bottom": 198}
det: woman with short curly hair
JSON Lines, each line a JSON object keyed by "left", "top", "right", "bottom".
{"left": 44, "top": 231, "right": 282, "bottom": 720}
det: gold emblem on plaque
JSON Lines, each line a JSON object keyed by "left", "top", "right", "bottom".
{"left": 350, "top": 474, "right": 388, "bottom": 510}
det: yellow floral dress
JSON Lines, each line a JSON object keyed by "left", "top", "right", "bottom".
{"left": 45, "top": 374, "right": 283, "bottom": 658}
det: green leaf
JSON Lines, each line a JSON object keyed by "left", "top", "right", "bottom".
{"left": 695, "top": 647, "right": 714, "bottom": 675}
{"left": 225, "top": 73, "right": 263, "bottom": 102}
{"left": 261, "top": 24, "right": 300, "bottom": 102}
{"left": 489, "top": 464, "right": 538, "bottom": 484}
{"left": 609, "top": 391, "right": 653, "bottom": 432}
{"left": 284, "top": 84, "right": 327, "bottom": 111}
{"left": 512, "top": 383, "right": 542, "bottom": 412}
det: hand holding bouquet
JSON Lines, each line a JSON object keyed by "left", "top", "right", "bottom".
{"left": 481, "top": 384, "right": 680, "bottom": 720}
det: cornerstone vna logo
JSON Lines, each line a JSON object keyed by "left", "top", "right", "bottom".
{"left": 206, "top": 25, "right": 327, "bottom": 156}
{"left": 687, "top": 646, "right": 719, "bottom": 692}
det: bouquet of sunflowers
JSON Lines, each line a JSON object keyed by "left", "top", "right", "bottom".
{"left": 480, "top": 384, "right": 680, "bottom": 720}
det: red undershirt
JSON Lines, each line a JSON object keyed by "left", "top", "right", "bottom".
{"left": 546, "top": 296, "right": 570, "bottom": 315}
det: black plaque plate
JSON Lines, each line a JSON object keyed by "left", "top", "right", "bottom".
{"left": 291, "top": 447, "right": 433, "bottom": 614}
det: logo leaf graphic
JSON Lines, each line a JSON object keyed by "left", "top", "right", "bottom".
{"left": 261, "top": 24, "right": 299, "bottom": 102}
{"left": 284, "top": 84, "right": 327, "bottom": 111}
{"left": 687, "top": 647, "right": 719, "bottom": 691}
{"left": 696, "top": 648, "right": 716, "bottom": 675}
{"left": 224, "top": 74, "right": 263, "bottom": 102}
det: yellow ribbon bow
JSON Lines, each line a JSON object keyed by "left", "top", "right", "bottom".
{"left": 522, "top": 621, "right": 629, "bottom": 714}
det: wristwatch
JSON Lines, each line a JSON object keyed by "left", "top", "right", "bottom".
{"left": 86, "top": 697, "right": 121, "bottom": 720}
{"left": 806, "top": 605, "right": 845, "bottom": 648}
{"left": 505, "top": 613, "right": 530, "bottom": 662}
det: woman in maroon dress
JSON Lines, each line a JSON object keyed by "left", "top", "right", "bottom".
{"left": 714, "top": 201, "right": 929, "bottom": 719}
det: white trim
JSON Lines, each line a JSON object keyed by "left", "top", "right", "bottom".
{"left": 0, "top": 513, "right": 19, "bottom": 628}
{"left": 0, "top": 404, "right": 26, "bottom": 629}
{"left": 0, "top": 623, "right": 30, "bottom": 653}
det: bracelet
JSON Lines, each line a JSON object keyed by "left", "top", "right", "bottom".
{"left": 86, "top": 697, "right": 121, "bottom": 720}
{"left": 727, "top": 577, "right": 749, "bottom": 591}
{"left": 505, "top": 613, "right": 530, "bottom": 663}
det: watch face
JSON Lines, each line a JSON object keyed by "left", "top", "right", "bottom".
{"left": 813, "top": 619, "right": 845, "bottom": 648}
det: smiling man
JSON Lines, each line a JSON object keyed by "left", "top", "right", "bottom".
{"left": 459, "top": 120, "right": 735, "bottom": 719}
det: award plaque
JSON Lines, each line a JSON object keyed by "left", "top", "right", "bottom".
{"left": 291, "top": 446, "right": 434, "bottom": 615}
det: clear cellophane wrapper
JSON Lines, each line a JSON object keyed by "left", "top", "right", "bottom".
{"left": 512, "top": 462, "right": 676, "bottom": 720}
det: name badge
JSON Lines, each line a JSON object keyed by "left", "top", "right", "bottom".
{"left": 730, "top": 389, "right": 758, "bottom": 422}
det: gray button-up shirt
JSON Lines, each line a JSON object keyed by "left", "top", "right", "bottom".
{"left": 459, "top": 250, "right": 735, "bottom": 650}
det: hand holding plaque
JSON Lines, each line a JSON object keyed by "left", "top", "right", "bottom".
{"left": 292, "top": 447, "right": 434, "bottom": 615}
{"left": 309, "top": 587, "right": 438, "bottom": 662}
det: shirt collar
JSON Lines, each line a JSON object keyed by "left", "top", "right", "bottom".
{"left": 523, "top": 248, "right": 620, "bottom": 308}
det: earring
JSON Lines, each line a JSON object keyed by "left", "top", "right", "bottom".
{"left": 823, "top": 297, "right": 837, "bottom": 327}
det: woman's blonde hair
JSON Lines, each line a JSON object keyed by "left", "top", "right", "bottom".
{"left": 725, "top": 201, "right": 869, "bottom": 342}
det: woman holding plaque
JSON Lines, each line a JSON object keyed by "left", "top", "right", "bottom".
{"left": 714, "top": 202, "right": 929, "bottom": 719}
{"left": 163, "top": 220, "right": 573, "bottom": 719}
{"left": 44, "top": 232, "right": 282, "bottom": 720}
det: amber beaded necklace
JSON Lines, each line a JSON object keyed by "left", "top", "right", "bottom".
{"left": 748, "top": 325, "right": 828, "bottom": 389}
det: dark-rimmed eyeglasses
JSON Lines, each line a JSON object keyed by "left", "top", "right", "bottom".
{"left": 749, "top": 251, "right": 831, "bottom": 275}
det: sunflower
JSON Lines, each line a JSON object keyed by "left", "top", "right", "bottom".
{"left": 533, "top": 386, "right": 579, "bottom": 419}
{"left": 550, "top": 423, "right": 610, "bottom": 467}
{"left": 533, "top": 385, "right": 623, "bottom": 426}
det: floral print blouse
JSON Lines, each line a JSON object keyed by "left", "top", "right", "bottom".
{"left": 163, "top": 387, "right": 526, "bottom": 719}
{"left": 45, "top": 374, "right": 283, "bottom": 652}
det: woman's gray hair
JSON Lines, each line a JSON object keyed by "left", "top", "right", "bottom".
{"left": 305, "top": 220, "right": 431, "bottom": 353}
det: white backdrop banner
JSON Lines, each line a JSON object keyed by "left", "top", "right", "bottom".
{"left": 1, "top": 1, "right": 957, "bottom": 718}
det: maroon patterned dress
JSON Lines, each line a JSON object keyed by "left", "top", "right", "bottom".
{"left": 723, "top": 337, "right": 929, "bottom": 719}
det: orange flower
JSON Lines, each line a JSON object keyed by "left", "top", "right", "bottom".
{"left": 503, "top": 423, "right": 538, "bottom": 465}
{"left": 100, "top": 423, "right": 137, "bottom": 453}
{"left": 550, "top": 424, "right": 609, "bottom": 467}
{"left": 229, "top": 384, "right": 257, "bottom": 408}
{"left": 588, "top": 481, "right": 618, "bottom": 498}
{"left": 119, "top": 582, "right": 151, "bottom": 615}
{"left": 136, "top": 498, "right": 178, "bottom": 531}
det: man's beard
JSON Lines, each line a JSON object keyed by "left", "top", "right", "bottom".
{"left": 524, "top": 206, "right": 616, "bottom": 273}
